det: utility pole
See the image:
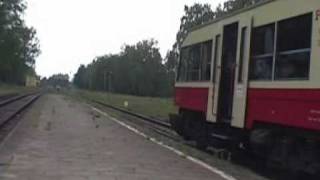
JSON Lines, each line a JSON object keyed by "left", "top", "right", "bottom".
{"left": 103, "top": 71, "right": 107, "bottom": 92}
{"left": 89, "top": 68, "right": 92, "bottom": 90}
{"left": 108, "top": 71, "right": 112, "bottom": 93}
{"left": 103, "top": 70, "right": 112, "bottom": 93}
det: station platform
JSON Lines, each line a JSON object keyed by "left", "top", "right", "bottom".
{"left": 0, "top": 94, "right": 225, "bottom": 180}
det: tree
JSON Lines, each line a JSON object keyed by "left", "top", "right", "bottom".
{"left": 47, "top": 74, "right": 70, "bottom": 88}
{"left": 73, "top": 39, "right": 173, "bottom": 97}
{"left": 175, "top": 4, "right": 215, "bottom": 52}
{"left": 0, "top": 0, "right": 40, "bottom": 84}
{"left": 112, "top": 39, "right": 171, "bottom": 96}
{"left": 165, "top": 4, "right": 214, "bottom": 73}
{"left": 73, "top": 64, "right": 87, "bottom": 89}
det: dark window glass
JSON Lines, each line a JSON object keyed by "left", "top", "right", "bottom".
{"left": 250, "top": 56, "right": 273, "bottom": 80}
{"left": 251, "top": 24, "right": 275, "bottom": 56}
{"left": 213, "top": 35, "right": 221, "bottom": 82}
{"left": 188, "top": 44, "right": 201, "bottom": 81}
{"left": 275, "top": 52, "right": 310, "bottom": 80}
{"left": 177, "top": 41, "right": 213, "bottom": 82}
{"left": 238, "top": 27, "right": 247, "bottom": 83}
{"left": 277, "top": 13, "right": 312, "bottom": 52}
{"left": 250, "top": 24, "right": 275, "bottom": 80}
{"left": 201, "top": 41, "right": 213, "bottom": 81}
{"left": 275, "top": 13, "right": 312, "bottom": 80}
{"left": 177, "top": 47, "right": 189, "bottom": 81}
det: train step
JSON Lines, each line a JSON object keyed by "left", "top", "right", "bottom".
{"left": 209, "top": 132, "right": 231, "bottom": 141}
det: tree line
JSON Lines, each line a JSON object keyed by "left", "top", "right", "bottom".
{"left": 74, "top": 40, "right": 175, "bottom": 97}
{"left": 74, "top": 0, "right": 264, "bottom": 97}
{"left": 0, "top": 0, "right": 40, "bottom": 85}
{"left": 42, "top": 74, "right": 70, "bottom": 88}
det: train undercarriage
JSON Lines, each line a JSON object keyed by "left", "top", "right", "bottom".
{"left": 170, "top": 109, "right": 320, "bottom": 176}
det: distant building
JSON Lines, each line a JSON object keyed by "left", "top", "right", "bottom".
{"left": 25, "top": 75, "right": 40, "bottom": 87}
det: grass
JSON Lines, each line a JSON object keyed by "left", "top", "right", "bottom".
{"left": 70, "top": 89, "right": 178, "bottom": 120}
{"left": 0, "top": 83, "right": 34, "bottom": 96}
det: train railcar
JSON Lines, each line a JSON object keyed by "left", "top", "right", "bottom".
{"left": 170, "top": 0, "right": 320, "bottom": 174}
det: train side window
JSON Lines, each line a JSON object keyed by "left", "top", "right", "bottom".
{"left": 238, "top": 27, "right": 247, "bottom": 83}
{"left": 177, "top": 47, "right": 189, "bottom": 82}
{"left": 201, "top": 41, "right": 213, "bottom": 81}
{"left": 188, "top": 44, "right": 201, "bottom": 81}
{"left": 177, "top": 40, "right": 214, "bottom": 82}
{"left": 250, "top": 23, "right": 275, "bottom": 80}
{"left": 275, "top": 13, "right": 312, "bottom": 80}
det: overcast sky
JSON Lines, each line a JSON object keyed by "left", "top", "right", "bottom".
{"left": 25, "top": 0, "right": 226, "bottom": 78}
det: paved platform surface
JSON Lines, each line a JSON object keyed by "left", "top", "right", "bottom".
{"left": 0, "top": 94, "right": 224, "bottom": 180}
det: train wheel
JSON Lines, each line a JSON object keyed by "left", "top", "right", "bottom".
{"left": 180, "top": 110, "right": 193, "bottom": 141}
{"left": 195, "top": 121, "right": 208, "bottom": 150}
{"left": 182, "top": 117, "right": 192, "bottom": 141}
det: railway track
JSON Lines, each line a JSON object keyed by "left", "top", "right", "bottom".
{"left": 92, "top": 99, "right": 171, "bottom": 129}
{"left": 91, "top": 99, "right": 229, "bottom": 154}
{"left": 91, "top": 99, "right": 184, "bottom": 142}
{"left": 0, "top": 92, "right": 42, "bottom": 142}
{"left": 0, "top": 93, "right": 18, "bottom": 102}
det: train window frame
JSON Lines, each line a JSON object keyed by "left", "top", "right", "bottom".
{"left": 249, "top": 12, "right": 313, "bottom": 82}
{"left": 213, "top": 35, "right": 221, "bottom": 83}
{"left": 250, "top": 23, "right": 275, "bottom": 81}
{"left": 177, "top": 40, "right": 213, "bottom": 82}
{"left": 188, "top": 44, "right": 201, "bottom": 81}
{"left": 176, "top": 47, "right": 189, "bottom": 82}
{"left": 201, "top": 40, "right": 213, "bottom": 81}
{"left": 274, "top": 13, "right": 313, "bottom": 81}
{"left": 238, "top": 27, "right": 247, "bottom": 83}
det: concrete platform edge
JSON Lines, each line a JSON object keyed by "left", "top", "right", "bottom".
{"left": 91, "top": 107, "right": 237, "bottom": 180}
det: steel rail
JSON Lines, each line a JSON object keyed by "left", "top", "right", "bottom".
{"left": 91, "top": 99, "right": 171, "bottom": 129}
{"left": 0, "top": 93, "right": 42, "bottom": 127}
{"left": 90, "top": 98, "right": 233, "bottom": 160}
{"left": 0, "top": 93, "right": 18, "bottom": 101}
{"left": 0, "top": 92, "right": 39, "bottom": 107}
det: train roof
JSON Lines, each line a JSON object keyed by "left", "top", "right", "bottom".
{"left": 182, "top": 0, "right": 320, "bottom": 47}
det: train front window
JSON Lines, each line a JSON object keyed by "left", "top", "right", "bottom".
{"left": 275, "top": 13, "right": 312, "bottom": 80}
{"left": 250, "top": 24, "right": 275, "bottom": 80}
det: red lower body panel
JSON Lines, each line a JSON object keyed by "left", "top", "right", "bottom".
{"left": 246, "top": 88, "right": 320, "bottom": 131}
{"left": 175, "top": 87, "right": 208, "bottom": 113}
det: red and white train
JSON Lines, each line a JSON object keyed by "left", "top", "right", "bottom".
{"left": 170, "top": 0, "right": 320, "bottom": 174}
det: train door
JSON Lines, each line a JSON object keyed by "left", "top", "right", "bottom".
{"left": 216, "top": 22, "right": 239, "bottom": 124}
{"left": 209, "top": 26, "right": 223, "bottom": 123}
{"left": 231, "top": 18, "right": 252, "bottom": 128}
